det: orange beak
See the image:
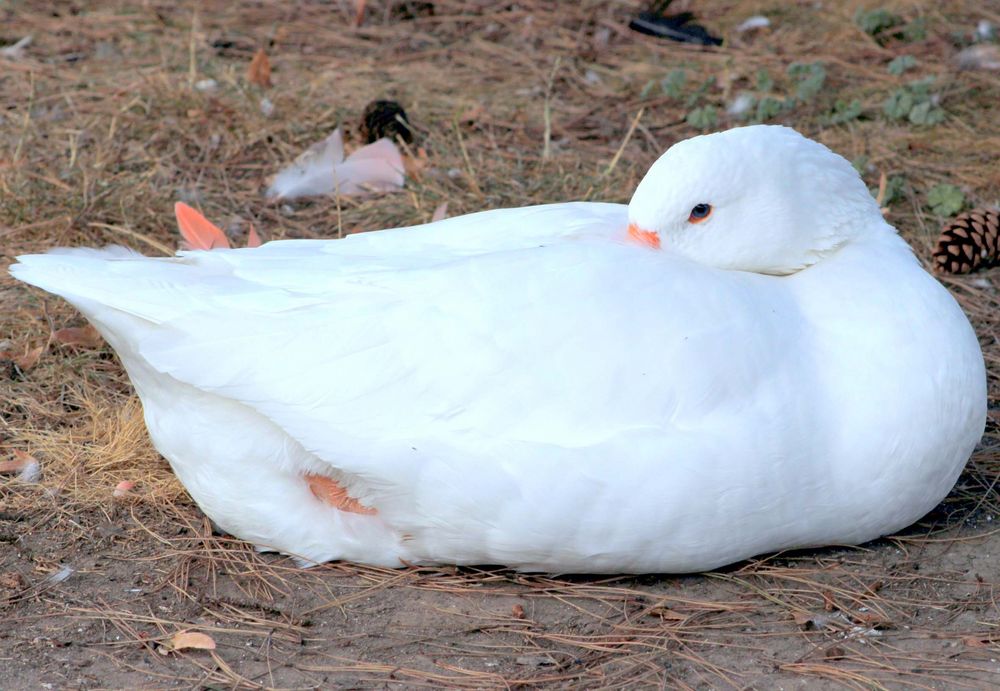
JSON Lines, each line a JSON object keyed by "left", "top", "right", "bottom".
{"left": 627, "top": 222, "right": 661, "bottom": 249}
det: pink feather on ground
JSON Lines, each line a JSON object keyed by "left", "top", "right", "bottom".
{"left": 246, "top": 223, "right": 262, "bottom": 248}
{"left": 175, "top": 202, "right": 231, "bottom": 250}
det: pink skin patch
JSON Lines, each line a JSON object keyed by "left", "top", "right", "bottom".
{"left": 305, "top": 474, "right": 377, "bottom": 515}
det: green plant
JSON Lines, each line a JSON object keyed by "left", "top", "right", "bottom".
{"left": 686, "top": 105, "right": 717, "bottom": 130}
{"left": 855, "top": 8, "right": 902, "bottom": 37}
{"left": 754, "top": 96, "right": 784, "bottom": 122}
{"left": 756, "top": 69, "right": 774, "bottom": 93}
{"left": 883, "top": 77, "right": 944, "bottom": 125}
{"left": 787, "top": 62, "right": 827, "bottom": 103}
{"left": 855, "top": 8, "right": 926, "bottom": 45}
{"left": 870, "top": 175, "right": 906, "bottom": 206}
{"left": 927, "top": 184, "right": 966, "bottom": 216}
{"left": 684, "top": 76, "right": 717, "bottom": 108}
{"left": 902, "top": 17, "right": 927, "bottom": 42}
{"left": 908, "top": 100, "right": 944, "bottom": 125}
{"left": 660, "top": 69, "right": 687, "bottom": 99}
{"left": 827, "top": 98, "right": 862, "bottom": 125}
{"left": 887, "top": 55, "right": 917, "bottom": 75}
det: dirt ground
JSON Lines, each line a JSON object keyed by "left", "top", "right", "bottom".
{"left": 2, "top": 1, "right": 1000, "bottom": 688}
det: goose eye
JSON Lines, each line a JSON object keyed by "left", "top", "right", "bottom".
{"left": 688, "top": 203, "right": 713, "bottom": 223}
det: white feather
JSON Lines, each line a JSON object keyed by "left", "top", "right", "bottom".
{"left": 266, "top": 128, "right": 404, "bottom": 200}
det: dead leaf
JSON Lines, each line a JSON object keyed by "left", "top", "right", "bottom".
{"left": 821, "top": 590, "right": 836, "bottom": 612}
{"left": 853, "top": 611, "right": 892, "bottom": 628}
{"left": 792, "top": 612, "right": 814, "bottom": 628}
{"left": 962, "top": 636, "right": 992, "bottom": 648}
{"left": 431, "top": 202, "right": 448, "bottom": 223}
{"left": 648, "top": 605, "right": 687, "bottom": 621}
{"left": 247, "top": 48, "right": 272, "bottom": 87}
{"left": 52, "top": 325, "right": 102, "bottom": 349}
{"left": 458, "top": 103, "right": 486, "bottom": 124}
{"left": 511, "top": 604, "right": 525, "bottom": 619}
{"left": 159, "top": 631, "right": 217, "bottom": 654}
{"left": 353, "top": 0, "right": 367, "bottom": 27}
{"left": 0, "top": 573, "right": 25, "bottom": 590}
{"left": 11, "top": 344, "right": 44, "bottom": 371}
{"left": 823, "top": 645, "right": 846, "bottom": 659}
{"left": 402, "top": 148, "right": 428, "bottom": 179}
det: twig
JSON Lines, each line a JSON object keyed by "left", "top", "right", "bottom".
{"left": 604, "top": 108, "right": 644, "bottom": 177}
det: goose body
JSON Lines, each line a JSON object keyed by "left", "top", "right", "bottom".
{"left": 11, "top": 126, "right": 986, "bottom": 572}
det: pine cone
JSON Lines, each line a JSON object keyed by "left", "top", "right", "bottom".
{"left": 359, "top": 100, "right": 413, "bottom": 145}
{"left": 932, "top": 208, "right": 1000, "bottom": 274}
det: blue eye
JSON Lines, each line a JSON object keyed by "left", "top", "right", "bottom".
{"left": 689, "top": 203, "right": 713, "bottom": 223}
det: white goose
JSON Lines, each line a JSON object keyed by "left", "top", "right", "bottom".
{"left": 11, "top": 125, "right": 985, "bottom": 573}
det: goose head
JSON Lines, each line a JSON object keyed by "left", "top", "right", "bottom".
{"left": 627, "top": 125, "right": 892, "bottom": 275}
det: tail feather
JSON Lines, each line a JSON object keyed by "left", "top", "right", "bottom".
{"left": 12, "top": 247, "right": 188, "bottom": 324}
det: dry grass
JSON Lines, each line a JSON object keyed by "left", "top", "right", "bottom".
{"left": 2, "top": 0, "right": 1000, "bottom": 688}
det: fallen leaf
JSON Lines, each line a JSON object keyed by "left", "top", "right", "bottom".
{"left": 962, "top": 636, "right": 992, "bottom": 648}
{"left": 821, "top": 590, "right": 836, "bottom": 612}
{"left": 458, "top": 103, "right": 486, "bottom": 124}
{"left": 511, "top": 604, "right": 525, "bottom": 619}
{"left": 402, "top": 148, "right": 429, "bottom": 179}
{"left": 353, "top": 0, "right": 366, "bottom": 26}
{"left": 431, "top": 202, "right": 448, "bottom": 223}
{"left": 52, "top": 325, "right": 102, "bottom": 349}
{"left": 113, "top": 480, "right": 135, "bottom": 498}
{"left": 159, "top": 631, "right": 217, "bottom": 654}
{"left": 792, "top": 612, "right": 815, "bottom": 628}
{"left": 266, "top": 128, "right": 404, "bottom": 200}
{"left": 175, "top": 202, "right": 231, "bottom": 250}
{"left": 853, "top": 611, "right": 892, "bottom": 628}
{"left": 0, "top": 573, "right": 25, "bottom": 590}
{"left": 824, "top": 645, "right": 846, "bottom": 659}
{"left": 647, "top": 605, "right": 687, "bottom": 621}
{"left": 7, "top": 344, "right": 44, "bottom": 371}
{"left": 247, "top": 48, "right": 272, "bottom": 87}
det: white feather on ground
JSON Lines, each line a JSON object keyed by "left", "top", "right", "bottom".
{"left": 266, "top": 128, "right": 404, "bottom": 200}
